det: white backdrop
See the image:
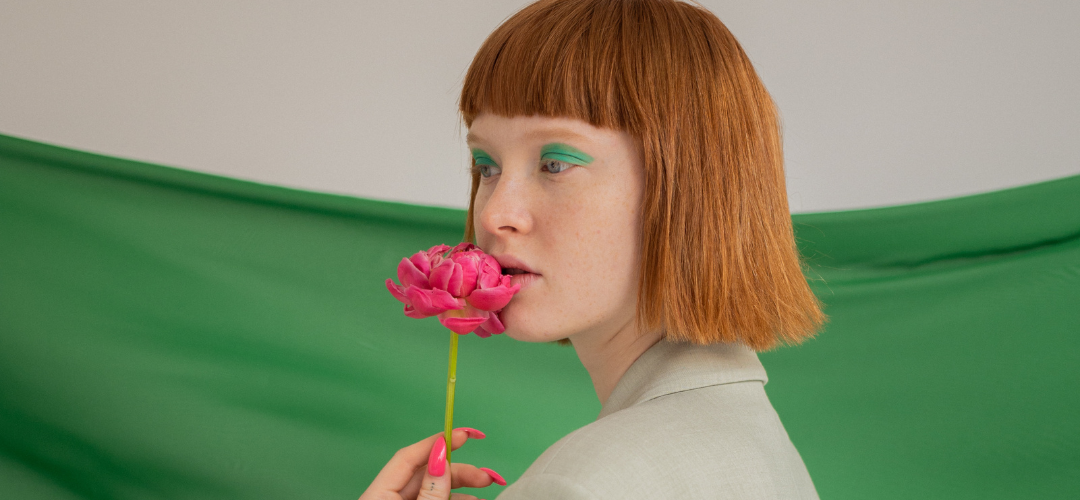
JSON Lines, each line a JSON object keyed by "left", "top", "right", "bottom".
{"left": 2, "top": 1, "right": 1077, "bottom": 213}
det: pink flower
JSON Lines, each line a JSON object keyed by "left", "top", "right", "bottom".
{"left": 386, "top": 243, "right": 520, "bottom": 337}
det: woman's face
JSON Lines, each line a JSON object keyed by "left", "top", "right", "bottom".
{"left": 468, "top": 113, "right": 645, "bottom": 343}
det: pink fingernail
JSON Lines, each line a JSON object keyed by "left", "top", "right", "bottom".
{"left": 428, "top": 438, "right": 447, "bottom": 477}
{"left": 453, "top": 427, "right": 486, "bottom": 439}
{"left": 479, "top": 467, "right": 506, "bottom": 486}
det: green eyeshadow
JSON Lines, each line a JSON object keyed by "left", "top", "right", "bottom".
{"left": 540, "top": 143, "right": 594, "bottom": 165}
{"left": 471, "top": 148, "right": 497, "bottom": 166}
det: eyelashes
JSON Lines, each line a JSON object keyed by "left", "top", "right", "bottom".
{"left": 541, "top": 159, "right": 572, "bottom": 174}
{"left": 472, "top": 163, "right": 500, "bottom": 178}
{"left": 470, "top": 159, "right": 573, "bottom": 178}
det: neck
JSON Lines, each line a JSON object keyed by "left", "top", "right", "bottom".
{"left": 569, "top": 319, "right": 663, "bottom": 406}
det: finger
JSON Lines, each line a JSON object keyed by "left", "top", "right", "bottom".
{"left": 416, "top": 437, "right": 451, "bottom": 500}
{"left": 449, "top": 494, "right": 483, "bottom": 500}
{"left": 402, "top": 457, "right": 499, "bottom": 498}
{"left": 370, "top": 429, "right": 483, "bottom": 493}
{"left": 449, "top": 463, "right": 507, "bottom": 489}
{"left": 451, "top": 427, "right": 487, "bottom": 447}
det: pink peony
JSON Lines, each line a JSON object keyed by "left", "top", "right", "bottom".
{"left": 385, "top": 242, "right": 520, "bottom": 337}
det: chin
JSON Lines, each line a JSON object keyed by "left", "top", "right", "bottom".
{"left": 502, "top": 327, "right": 562, "bottom": 343}
{"left": 498, "top": 303, "right": 566, "bottom": 343}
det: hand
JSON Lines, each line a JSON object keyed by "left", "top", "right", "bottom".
{"left": 360, "top": 427, "right": 507, "bottom": 500}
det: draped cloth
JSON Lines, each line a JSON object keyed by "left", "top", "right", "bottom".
{"left": 1, "top": 134, "right": 1077, "bottom": 499}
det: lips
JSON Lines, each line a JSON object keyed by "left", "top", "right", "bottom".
{"left": 493, "top": 255, "right": 538, "bottom": 276}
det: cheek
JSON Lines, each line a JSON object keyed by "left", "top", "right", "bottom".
{"left": 471, "top": 190, "right": 493, "bottom": 247}
{"left": 536, "top": 187, "right": 642, "bottom": 330}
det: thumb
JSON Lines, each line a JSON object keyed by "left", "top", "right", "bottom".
{"left": 417, "top": 435, "right": 451, "bottom": 500}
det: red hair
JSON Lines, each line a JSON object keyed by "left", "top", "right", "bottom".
{"left": 459, "top": 0, "right": 824, "bottom": 350}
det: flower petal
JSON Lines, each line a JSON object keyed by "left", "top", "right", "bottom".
{"left": 446, "top": 263, "right": 466, "bottom": 297}
{"left": 466, "top": 284, "right": 520, "bottom": 311}
{"left": 406, "top": 286, "right": 463, "bottom": 316}
{"left": 449, "top": 242, "right": 477, "bottom": 254}
{"left": 438, "top": 315, "right": 488, "bottom": 335}
{"left": 477, "top": 255, "right": 503, "bottom": 289}
{"left": 422, "top": 244, "right": 451, "bottom": 268}
{"left": 398, "top": 257, "right": 430, "bottom": 289}
{"left": 403, "top": 305, "right": 427, "bottom": 319}
{"left": 385, "top": 279, "right": 410, "bottom": 305}
{"left": 478, "top": 311, "right": 505, "bottom": 335}
{"left": 472, "top": 326, "right": 492, "bottom": 338}
{"left": 450, "top": 252, "right": 481, "bottom": 297}
{"left": 428, "top": 261, "right": 455, "bottom": 292}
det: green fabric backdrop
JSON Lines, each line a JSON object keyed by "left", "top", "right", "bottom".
{"left": 1, "top": 133, "right": 1077, "bottom": 499}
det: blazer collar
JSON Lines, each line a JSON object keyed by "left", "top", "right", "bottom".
{"left": 598, "top": 339, "right": 768, "bottom": 420}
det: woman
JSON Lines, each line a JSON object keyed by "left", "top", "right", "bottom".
{"left": 360, "top": 0, "right": 824, "bottom": 498}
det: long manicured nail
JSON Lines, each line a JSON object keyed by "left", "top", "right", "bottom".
{"left": 428, "top": 438, "right": 447, "bottom": 477}
{"left": 453, "top": 427, "right": 486, "bottom": 439}
{"left": 479, "top": 467, "right": 506, "bottom": 486}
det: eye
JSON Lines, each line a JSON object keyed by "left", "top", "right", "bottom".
{"left": 471, "top": 148, "right": 500, "bottom": 178}
{"left": 476, "top": 164, "right": 501, "bottom": 178}
{"left": 541, "top": 158, "right": 573, "bottom": 174}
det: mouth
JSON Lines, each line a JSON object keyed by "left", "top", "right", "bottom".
{"left": 501, "top": 266, "right": 540, "bottom": 289}
{"left": 494, "top": 254, "right": 538, "bottom": 276}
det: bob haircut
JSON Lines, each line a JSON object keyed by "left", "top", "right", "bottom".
{"left": 458, "top": 0, "right": 824, "bottom": 350}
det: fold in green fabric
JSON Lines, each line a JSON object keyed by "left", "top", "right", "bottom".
{"left": 1, "top": 133, "right": 1077, "bottom": 499}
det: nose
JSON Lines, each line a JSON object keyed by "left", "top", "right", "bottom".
{"left": 478, "top": 172, "right": 533, "bottom": 238}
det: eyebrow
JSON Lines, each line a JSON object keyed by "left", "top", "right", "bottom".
{"left": 465, "top": 128, "right": 591, "bottom": 145}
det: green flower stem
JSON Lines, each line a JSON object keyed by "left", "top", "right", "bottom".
{"left": 444, "top": 331, "right": 459, "bottom": 464}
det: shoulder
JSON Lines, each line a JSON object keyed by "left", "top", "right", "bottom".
{"left": 498, "top": 381, "right": 819, "bottom": 500}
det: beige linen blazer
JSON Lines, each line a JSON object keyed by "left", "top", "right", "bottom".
{"left": 496, "top": 340, "right": 819, "bottom": 499}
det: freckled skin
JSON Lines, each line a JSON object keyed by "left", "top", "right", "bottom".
{"left": 469, "top": 114, "right": 645, "bottom": 346}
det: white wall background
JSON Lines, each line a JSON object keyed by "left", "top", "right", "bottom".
{"left": 2, "top": 1, "right": 1077, "bottom": 213}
